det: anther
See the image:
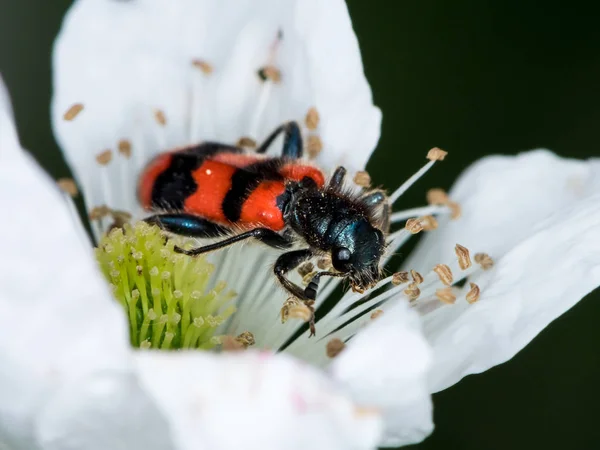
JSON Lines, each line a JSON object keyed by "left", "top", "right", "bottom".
{"left": 298, "top": 262, "right": 315, "bottom": 278}
{"left": 305, "top": 107, "right": 320, "bottom": 130}
{"left": 257, "top": 65, "right": 282, "bottom": 83}
{"left": 404, "top": 282, "right": 421, "bottom": 300}
{"left": 221, "top": 336, "right": 243, "bottom": 351}
{"left": 426, "top": 147, "right": 448, "bottom": 161}
{"left": 474, "top": 253, "right": 494, "bottom": 270}
{"left": 153, "top": 109, "right": 167, "bottom": 126}
{"left": 455, "top": 244, "right": 472, "bottom": 270}
{"left": 96, "top": 150, "right": 112, "bottom": 166}
{"left": 426, "top": 188, "right": 461, "bottom": 220}
{"left": 466, "top": 282, "right": 480, "bottom": 304}
{"left": 170, "top": 313, "right": 181, "bottom": 325}
{"left": 405, "top": 218, "right": 423, "bottom": 234}
{"left": 206, "top": 314, "right": 221, "bottom": 328}
{"left": 326, "top": 338, "right": 345, "bottom": 358}
{"left": 192, "top": 59, "right": 213, "bottom": 75}
{"left": 353, "top": 171, "right": 371, "bottom": 188}
{"left": 63, "top": 103, "right": 84, "bottom": 121}
{"left": 421, "top": 215, "right": 438, "bottom": 231}
{"left": 449, "top": 201, "right": 461, "bottom": 219}
{"left": 411, "top": 269, "right": 424, "bottom": 284}
{"left": 302, "top": 271, "right": 317, "bottom": 287}
{"left": 89, "top": 205, "right": 110, "bottom": 220}
{"left": 370, "top": 309, "right": 384, "bottom": 320}
{"left": 281, "top": 298, "right": 313, "bottom": 324}
{"left": 307, "top": 135, "right": 323, "bottom": 158}
{"left": 57, "top": 178, "right": 78, "bottom": 197}
{"left": 392, "top": 271, "right": 410, "bottom": 285}
{"left": 426, "top": 188, "right": 449, "bottom": 205}
{"left": 236, "top": 136, "right": 257, "bottom": 149}
{"left": 118, "top": 139, "right": 132, "bottom": 158}
{"left": 433, "top": 264, "right": 453, "bottom": 286}
{"left": 235, "top": 331, "right": 255, "bottom": 348}
{"left": 436, "top": 287, "right": 457, "bottom": 304}
{"left": 317, "top": 256, "right": 331, "bottom": 270}
{"left": 280, "top": 297, "right": 299, "bottom": 323}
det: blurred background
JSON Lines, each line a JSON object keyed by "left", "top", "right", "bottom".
{"left": 1, "top": 1, "right": 599, "bottom": 449}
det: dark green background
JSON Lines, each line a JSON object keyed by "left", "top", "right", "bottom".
{"left": 1, "top": 1, "right": 599, "bottom": 449}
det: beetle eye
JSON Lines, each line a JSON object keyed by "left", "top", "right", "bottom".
{"left": 335, "top": 247, "right": 351, "bottom": 262}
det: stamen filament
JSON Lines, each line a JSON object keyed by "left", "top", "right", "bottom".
{"left": 249, "top": 82, "right": 273, "bottom": 140}
{"left": 391, "top": 204, "right": 450, "bottom": 223}
{"left": 389, "top": 160, "right": 436, "bottom": 204}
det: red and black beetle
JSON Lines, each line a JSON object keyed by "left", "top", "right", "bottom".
{"left": 139, "top": 122, "right": 389, "bottom": 333}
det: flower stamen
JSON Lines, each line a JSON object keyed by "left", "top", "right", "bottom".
{"left": 455, "top": 244, "right": 472, "bottom": 270}
{"left": 305, "top": 107, "right": 320, "bottom": 130}
{"left": 63, "top": 103, "right": 84, "bottom": 121}
{"left": 326, "top": 338, "right": 345, "bottom": 358}
{"left": 307, "top": 135, "right": 323, "bottom": 158}
{"left": 236, "top": 136, "right": 257, "bottom": 149}
{"left": 404, "top": 282, "right": 421, "bottom": 301}
{"left": 95, "top": 222, "right": 236, "bottom": 350}
{"left": 392, "top": 271, "right": 410, "bottom": 285}
{"left": 95, "top": 149, "right": 112, "bottom": 166}
{"left": 389, "top": 148, "right": 448, "bottom": 204}
{"left": 411, "top": 270, "right": 424, "bottom": 284}
{"left": 426, "top": 188, "right": 461, "bottom": 219}
{"left": 118, "top": 139, "right": 132, "bottom": 158}
{"left": 466, "top": 282, "right": 481, "bottom": 303}
{"left": 191, "top": 59, "right": 214, "bottom": 75}
{"left": 474, "top": 253, "right": 494, "bottom": 270}
{"left": 353, "top": 171, "right": 371, "bottom": 188}
{"left": 435, "top": 287, "right": 457, "bottom": 304}
{"left": 57, "top": 178, "right": 78, "bottom": 197}
{"left": 433, "top": 264, "right": 453, "bottom": 286}
{"left": 153, "top": 109, "right": 167, "bottom": 126}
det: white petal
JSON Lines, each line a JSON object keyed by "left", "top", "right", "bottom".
{"left": 406, "top": 150, "right": 599, "bottom": 272}
{"left": 402, "top": 150, "right": 600, "bottom": 391}
{"left": 135, "top": 350, "right": 382, "bottom": 450}
{"left": 330, "top": 302, "right": 433, "bottom": 447}
{"left": 425, "top": 192, "right": 600, "bottom": 391}
{"left": 0, "top": 103, "right": 133, "bottom": 447}
{"left": 0, "top": 87, "right": 175, "bottom": 448}
{"left": 52, "top": 0, "right": 380, "bottom": 217}
{"left": 35, "top": 372, "right": 174, "bottom": 450}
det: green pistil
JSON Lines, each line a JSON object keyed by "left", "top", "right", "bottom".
{"left": 95, "top": 221, "right": 237, "bottom": 350}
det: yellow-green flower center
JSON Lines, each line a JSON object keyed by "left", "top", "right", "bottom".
{"left": 95, "top": 222, "right": 236, "bottom": 350}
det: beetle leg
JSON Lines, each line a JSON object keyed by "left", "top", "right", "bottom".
{"left": 174, "top": 227, "right": 293, "bottom": 256}
{"left": 145, "top": 213, "right": 230, "bottom": 238}
{"left": 274, "top": 249, "right": 319, "bottom": 335}
{"left": 327, "top": 166, "right": 347, "bottom": 191}
{"left": 274, "top": 249, "right": 314, "bottom": 299}
{"left": 304, "top": 270, "right": 346, "bottom": 301}
{"left": 256, "top": 121, "right": 303, "bottom": 159}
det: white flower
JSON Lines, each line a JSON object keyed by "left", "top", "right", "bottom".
{"left": 1, "top": 78, "right": 383, "bottom": 449}
{"left": 0, "top": 1, "right": 597, "bottom": 449}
